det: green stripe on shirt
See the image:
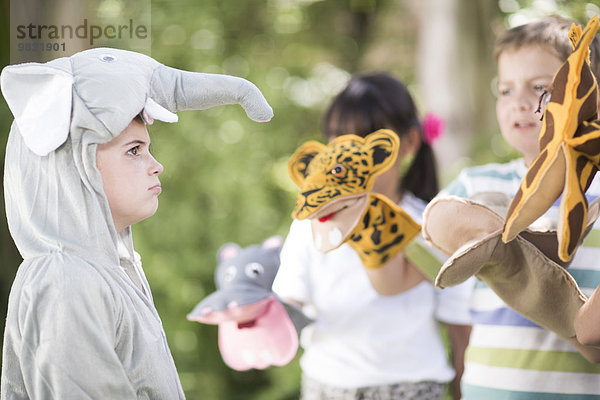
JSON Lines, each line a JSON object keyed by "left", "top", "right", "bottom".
{"left": 463, "top": 383, "right": 600, "bottom": 399}
{"left": 466, "top": 346, "right": 600, "bottom": 373}
{"left": 582, "top": 229, "right": 600, "bottom": 247}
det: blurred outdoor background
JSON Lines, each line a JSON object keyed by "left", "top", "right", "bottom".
{"left": 0, "top": 0, "right": 598, "bottom": 399}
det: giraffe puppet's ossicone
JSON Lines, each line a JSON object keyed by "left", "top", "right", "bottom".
{"left": 502, "top": 16, "right": 600, "bottom": 262}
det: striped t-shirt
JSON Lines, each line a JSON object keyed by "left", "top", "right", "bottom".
{"left": 441, "top": 158, "right": 600, "bottom": 399}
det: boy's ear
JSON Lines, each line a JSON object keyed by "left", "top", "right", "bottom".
{"left": 288, "top": 141, "right": 326, "bottom": 187}
{"left": 1, "top": 63, "right": 74, "bottom": 156}
{"left": 364, "top": 129, "right": 400, "bottom": 176}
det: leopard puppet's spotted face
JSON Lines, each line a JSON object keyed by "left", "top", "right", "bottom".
{"left": 288, "top": 129, "right": 399, "bottom": 219}
{"left": 288, "top": 129, "right": 401, "bottom": 252}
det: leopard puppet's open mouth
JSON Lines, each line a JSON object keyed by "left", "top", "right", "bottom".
{"left": 309, "top": 194, "right": 369, "bottom": 252}
{"left": 318, "top": 212, "right": 338, "bottom": 223}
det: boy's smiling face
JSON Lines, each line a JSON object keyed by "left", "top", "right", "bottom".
{"left": 496, "top": 45, "right": 563, "bottom": 166}
{"left": 96, "top": 118, "right": 164, "bottom": 232}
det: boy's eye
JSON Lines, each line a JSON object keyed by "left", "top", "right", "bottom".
{"left": 128, "top": 146, "right": 140, "bottom": 156}
{"left": 498, "top": 87, "right": 512, "bottom": 96}
{"left": 533, "top": 84, "right": 548, "bottom": 93}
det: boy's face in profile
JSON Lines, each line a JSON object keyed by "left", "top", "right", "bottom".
{"left": 496, "top": 45, "right": 563, "bottom": 166}
{"left": 96, "top": 119, "right": 164, "bottom": 232}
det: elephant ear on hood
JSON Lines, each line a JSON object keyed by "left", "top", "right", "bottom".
{"left": 0, "top": 58, "right": 74, "bottom": 156}
{"left": 0, "top": 47, "right": 274, "bottom": 156}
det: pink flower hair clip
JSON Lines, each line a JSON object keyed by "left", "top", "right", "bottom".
{"left": 422, "top": 112, "right": 445, "bottom": 146}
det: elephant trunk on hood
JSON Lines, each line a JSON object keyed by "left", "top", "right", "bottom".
{"left": 150, "top": 65, "right": 273, "bottom": 123}
{"left": 0, "top": 47, "right": 274, "bottom": 156}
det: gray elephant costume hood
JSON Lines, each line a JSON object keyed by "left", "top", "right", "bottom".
{"left": 0, "top": 47, "right": 273, "bottom": 399}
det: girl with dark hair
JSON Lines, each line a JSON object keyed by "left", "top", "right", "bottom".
{"left": 322, "top": 72, "right": 438, "bottom": 202}
{"left": 273, "top": 72, "right": 472, "bottom": 400}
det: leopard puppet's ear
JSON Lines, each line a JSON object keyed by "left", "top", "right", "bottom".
{"left": 361, "top": 129, "right": 400, "bottom": 177}
{"left": 288, "top": 141, "right": 326, "bottom": 186}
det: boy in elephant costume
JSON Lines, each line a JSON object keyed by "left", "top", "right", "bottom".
{"left": 0, "top": 47, "right": 273, "bottom": 399}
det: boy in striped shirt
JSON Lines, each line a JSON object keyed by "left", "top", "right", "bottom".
{"left": 439, "top": 15, "right": 600, "bottom": 399}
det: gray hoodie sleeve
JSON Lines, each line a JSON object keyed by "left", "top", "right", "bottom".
{"left": 3, "top": 254, "right": 137, "bottom": 399}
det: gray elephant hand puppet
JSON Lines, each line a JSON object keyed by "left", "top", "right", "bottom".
{"left": 423, "top": 192, "right": 600, "bottom": 339}
{"left": 187, "top": 236, "right": 311, "bottom": 371}
{"left": 0, "top": 47, "right": 273, "bottom": 157}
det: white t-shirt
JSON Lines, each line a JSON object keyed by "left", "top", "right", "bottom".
{"left": 273, "top": 194, "right": 472, "bottom": 388}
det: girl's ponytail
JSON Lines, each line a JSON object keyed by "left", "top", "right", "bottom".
{"left": 401, "top": 141, "right": 438, "bottom": 202}
{"left": 402, "top": 112, "right": 444, "bottom": 201}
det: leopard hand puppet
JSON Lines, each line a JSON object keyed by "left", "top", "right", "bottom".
{"left": 288, "top": 129, "right": 421, "bottom": 269}
{"left": 424, "top": 192, "right": 600, "bottom": 339}
{"left": 503, "top": 16, "right": 600, "bottom": 262}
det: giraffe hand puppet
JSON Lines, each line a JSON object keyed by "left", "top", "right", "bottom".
{"left": 288, "top": 129, "right": 421, "bottom": 269}
{"left": 187, "top": 237, "right": 312, "bottom": 371}
{"left": 424, "top": 192, "right": 600, "bottom": 339}
{"left": 502, "top": 16, "right": 600, "bottom": 262}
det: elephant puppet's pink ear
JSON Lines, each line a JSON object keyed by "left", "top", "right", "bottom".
{"left": 217, "top": 243, "right": 242, "bottom": 261}
{"left": 1, "top": 63, "right": 73, "bottom": 156}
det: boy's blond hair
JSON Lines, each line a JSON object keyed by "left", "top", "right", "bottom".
{"left": 494, "top": 15, "right": 600, "bottom": 80}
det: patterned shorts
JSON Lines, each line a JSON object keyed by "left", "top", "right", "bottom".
{"left": 300, "top": 375, "right": 447, "bottom": 400}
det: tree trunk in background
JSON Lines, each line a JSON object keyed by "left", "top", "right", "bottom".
{"left": 0, "top": 0, "right": 93, "bottom": 354}
{"left": 411, "top": 0, "right": 499, "bottom": 186}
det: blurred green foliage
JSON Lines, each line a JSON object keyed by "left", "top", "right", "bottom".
{"left": 0, "top": 0, "right": 598, "bottom": 399}
{"left": 137, "top": 2, "right": 378, "bottom": 397}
